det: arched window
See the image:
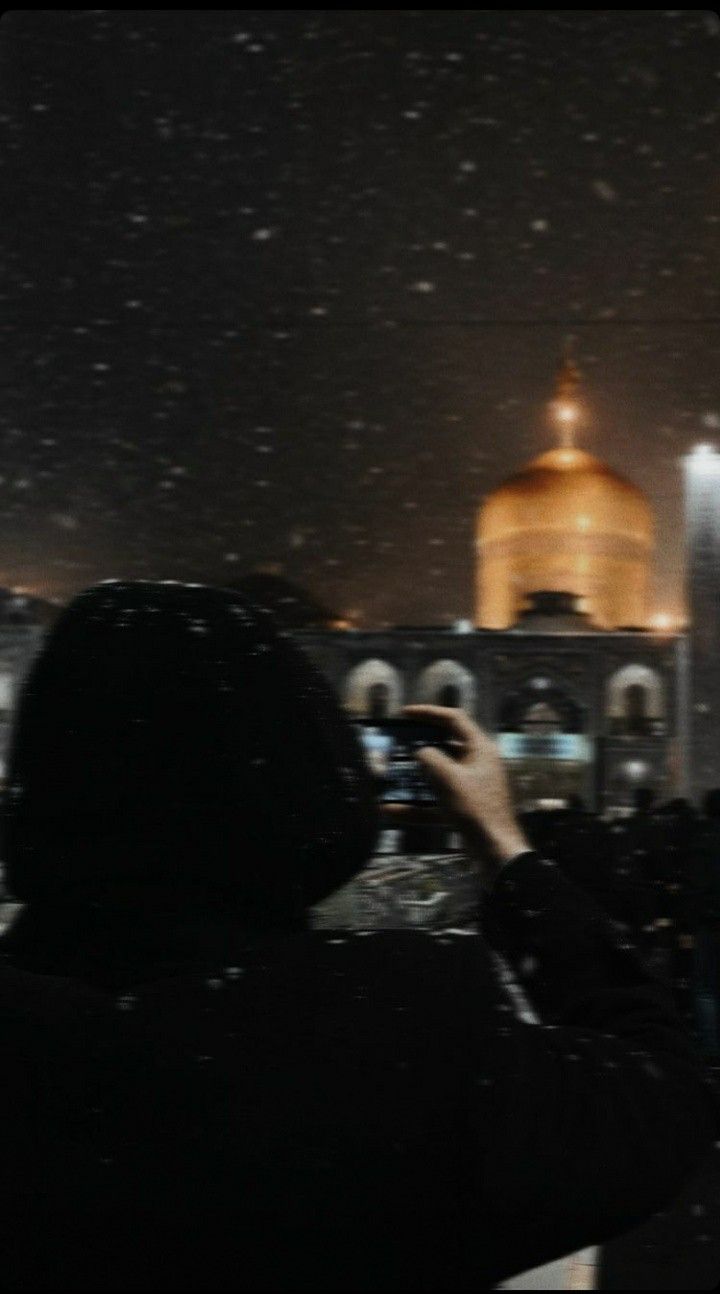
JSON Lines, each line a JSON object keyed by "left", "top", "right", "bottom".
{"left": 623, "top": 683, "right": 648, "bottom": 736}
{"left": 413, "top": 660, "right": 475, "bottom": 712}
{"left": 344, "top": 659, "right": 403, "bottom": 717}
{"left": 606, "top": 665, "right": 665, "bottom": 736}
{"left": 368, "top": 682, "right": 390, "bottom": 721}
{"left": 521, "top": 701, "right": 563, "bottom": 734}
{"left": 498, "top": 683, "right": 583, "bottom": 734}
{"left": 437, "top": 683, "right": 461, "bottom": 708}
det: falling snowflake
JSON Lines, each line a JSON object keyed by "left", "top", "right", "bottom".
{"left": 592, "top": 179, "right": 618, "bottom": 202}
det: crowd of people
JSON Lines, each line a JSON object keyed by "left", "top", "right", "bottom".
{"left": 518, "top": 789, "right": 720, "bottom": 1059}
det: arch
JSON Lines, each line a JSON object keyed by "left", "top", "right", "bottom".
{"left": 437, "top": 683, "right": 461, "bottom": 708}
{"left": 412, "top": 659, "right": 476, "bottom": 712}
{"left": 521, "top": 700, "right": 564, "bottom": 733}
{"left": 497, "top": 679, "right": 585, "bottom": 733}
{"left": 344, "top": 659, "right": 403, "bottom": 717}
{"left": 606, "top": 663, "right": 665, "bottom": 734}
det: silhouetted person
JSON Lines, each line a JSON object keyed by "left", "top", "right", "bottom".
{"left": 703, "top": 788, "right": 720, "bottom": 820}
{"left": 688, "top": 790, "right": 720, "bottom": 1057}
{"left": 642, "top": 799, "right": 710, "bottom": 1033}
{"left": 604, "top": 786, "right": 666, "bottom": 961}
{"left": 641, "top": 800, "right": 693, "bottom": 988}
{"left": 0, "top": 583, "right": 717, "bottom": 1291}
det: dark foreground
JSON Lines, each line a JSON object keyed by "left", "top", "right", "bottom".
{"left": 599, "top": 1112, "right": 720, "bottom": 1290}
{"left": 315, "top": 826, "right": 720, "bottom": 1292}
{"left": 2, "top": 803, "right": 720, "bottom": 1291}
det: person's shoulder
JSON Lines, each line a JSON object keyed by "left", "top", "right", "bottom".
{"left": 0, "top": 956, "right": 105, "bottom": 1022}
{"left": 0, "top": 959, "right": 109, "bottom": 1115}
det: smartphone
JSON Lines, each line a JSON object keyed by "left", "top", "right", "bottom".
{"left": 352, "top": 717, "right": 457, "bottom": 806}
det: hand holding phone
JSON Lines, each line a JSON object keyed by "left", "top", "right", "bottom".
{"left": 353, "top": 716, "right": 456, "bottom": 808}
{"left": 402, "top": 704, "right": 531, "bottom": 881}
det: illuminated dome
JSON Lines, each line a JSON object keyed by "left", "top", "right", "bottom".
{"left": 476, "top": 444, "right": 654, "bottom": 630}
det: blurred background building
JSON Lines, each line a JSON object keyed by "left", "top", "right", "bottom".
{"left": 296, "top": 359, "right": 712, "bottom": 813}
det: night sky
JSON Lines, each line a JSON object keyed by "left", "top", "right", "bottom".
{"left": 3, "top": 10, "right": 720, "bottom": 625}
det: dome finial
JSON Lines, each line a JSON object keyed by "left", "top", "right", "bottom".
{"left": 551, "top": 342, "right": 582, "bottom": 449}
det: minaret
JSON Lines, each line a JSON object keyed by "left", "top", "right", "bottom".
{"left": 683, "top": 444, "right": 720, "bottom": 799}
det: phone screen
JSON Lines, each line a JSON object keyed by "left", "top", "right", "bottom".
{"left": 352, "top": 718, "right": 456, "bottom": 805}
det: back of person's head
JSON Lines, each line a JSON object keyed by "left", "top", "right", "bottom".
{"left": 702, "top": 788, "right": 720, "bottom": 820}
{"left": 1, "top": 581, "right": 378, "bottom": 945}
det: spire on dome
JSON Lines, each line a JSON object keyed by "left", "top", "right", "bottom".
{"left": 550, "top": 344, "right": 582, "bottom": 449}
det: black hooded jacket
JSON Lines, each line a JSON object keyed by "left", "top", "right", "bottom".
{"left": 0, "top": 581, "right": 718, "bottom": 1290}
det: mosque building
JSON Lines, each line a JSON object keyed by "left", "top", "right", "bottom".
{"left": 0, "top": 362, "right": 718, "bottom": 814}
{"left": 296, "top": 357, "right": 701, "bottom": 813}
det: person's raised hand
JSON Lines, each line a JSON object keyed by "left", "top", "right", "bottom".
{"left": 402, "top": 704, "right": 531, "bottom": 886}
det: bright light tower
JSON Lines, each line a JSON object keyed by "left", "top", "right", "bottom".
{"left": 684, "top": 443, "right": 720, "bottom": 635}
{"left": 683, "top": 442, "right": 720, "bottom": 798}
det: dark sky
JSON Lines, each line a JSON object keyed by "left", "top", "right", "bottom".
{"left": 3, "top": 10, "right": 720, "bottom": 624}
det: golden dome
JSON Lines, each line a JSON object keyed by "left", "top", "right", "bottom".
{"left": 476, "top": 446, "right": 654, "bottom": 630}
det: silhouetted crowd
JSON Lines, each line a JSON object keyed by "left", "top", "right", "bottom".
{"left": 518, "top": 789, "right": 720, "bottom": 1059}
